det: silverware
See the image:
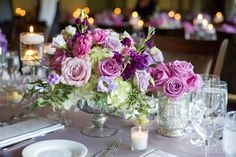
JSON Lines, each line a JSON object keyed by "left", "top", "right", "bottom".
{"left": 94, "top": 139, "right": 121, "bottom": 157}
{"left": 104, "top": 139, "right": 121, "bottom": 157}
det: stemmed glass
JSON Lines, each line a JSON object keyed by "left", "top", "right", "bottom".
{"left": 192, "top": 80, "right": 225, "bottom": 157}
{"left": 190, "top": 74, "right": 220, "bottom": 146}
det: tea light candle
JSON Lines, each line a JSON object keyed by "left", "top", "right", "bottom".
{"left": 131, "top": 126, "right": 148, "bottom": 151}
{"left": 207, "top": 24, "right": 216, "bottom": 34}
{"left": 20, "top": 26, "right": 44, "bottom": 44}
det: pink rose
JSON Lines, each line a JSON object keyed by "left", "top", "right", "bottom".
{"left": 104, "top": 37, "right": 122, "bottom": 51}
{"left": 163, "top": 77, "right": 187, "bottom": 99}
{"left": 98, "top": 58, "right": 122, "bottom": 79}
{"left": 186, "top": 74, "right": 204, "bottom": 92}
{"left": 168, "top": 60, "right": 193, "bottom": 79}
{"left": 50, "top": 49, "right": 68, "bottom": 72}
{"left": 133, "top": 70, "right": 150, "bottom": 92}
{"left": 92, "top": 28, "right": 106, "bottom": 45}
{"left": 150, "top": 63, "right": 171, "bottom": 90}
{"left": 61, "top": 57, "right": 91, "bottom": 87}
{"left": 73, "top": 34, "right": 92, "bottom": 58}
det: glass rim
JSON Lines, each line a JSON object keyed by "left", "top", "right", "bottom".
{"left": 226, "top": 111, "right": 236, "bottom": 120}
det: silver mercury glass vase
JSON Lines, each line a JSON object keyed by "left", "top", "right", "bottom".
{"left": 156, "top": 93, "right": 190, "bottom": 137}
{"left": 77, "top": 99, "right": 118, "bottom": 138}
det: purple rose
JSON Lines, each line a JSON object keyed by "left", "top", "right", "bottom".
{"left": 98, "top": 58, "right": 122, "bottom": 79}
{"left": 163, "top": 77, "right": 187, "bottom": 99}
{"left": 168, "top": 60, "right": 193, "bottom": 80}
{"left": 61, "top": 57, "right": 91, "bottom": 87}
{"left": 92, "top": 28, "right": 106, "bottom": 45}
{"left": 150, "top": 63, "right": 171, "bottom": 88}
{"left": 47, "top": 72, "right": 60, "bottom": 85}
{"left": 73, "top": 34, "right": 92, "bottom": 58}
{"left": 186, "top": 74, "right": 204, "bottom": 92}
{"left": 133, "top": 70, "right": 150, "bottom": 92}
{"left": 97, "top": 76, "right": 117, "bottom": 93}
{"left": 104, "top": 37, "right": 122, "bottom": 51}
{"left": 50, "top": 49, "right": 68, "bottom": 72}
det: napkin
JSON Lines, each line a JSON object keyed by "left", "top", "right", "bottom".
{"left": 0, "top": 117, "right": 64, "bottom": 148}
{"left": 140, "top": 149, "right": 178, "bottom": 157}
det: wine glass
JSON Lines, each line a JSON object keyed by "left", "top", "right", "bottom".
{"left": 190, "top": 74, "right": 220, "bottom": 146}
{"left": 223, "top": 111, "right": 236, "bottom": 157}
{"left": 192, "top": 81, "right": 225, "bottom": 157}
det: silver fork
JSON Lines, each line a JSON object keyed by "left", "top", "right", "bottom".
{"left": 104, "top": 139, "right": 121, "bottom": 157}
{"left": 94, "top": 139, "right": 121, "bottom": 157}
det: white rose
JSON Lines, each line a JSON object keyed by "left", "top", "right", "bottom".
{"left": 65, "top": 25, "right": 76, "bottom": 36}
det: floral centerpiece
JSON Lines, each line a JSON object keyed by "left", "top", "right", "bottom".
{"left": 152, "top": 61, "right": 203, "bottom": 137}
{"left": 25, "top": 11, "right": 162, "bottom": 125}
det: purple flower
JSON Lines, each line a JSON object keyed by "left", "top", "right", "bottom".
{"left": 121, "top": 37, "right": 132, "bottom": 47}
{"left": 50, "top": 49, "right": 69, "bottom": 72}
{"left": 98, "top": 58, "right": 122, "bottom": 79}
{"left": 143, "top": 51, "right": 155, "bottom": 65}
{"left": 92, "top": 28, "right": 106, "bottom": 45}
{"left": 113, "top": 51, "right": 123, "bottom": 65}
{"left": 133, "top": 70, "right": 150, "bottom": 92}
{"left": 47, "top": 72, "right": 60, "bottom": 85}
{"left": 186, "top": 74, "right": 204, "bottom": 92}
{"left": 0, "top": 31, "right": 8, "bottom": 53}
{"left": 130, "top": 51, "right": 148, "bottom": 70}
{"left": 104, "top": 37, "right": 122, "bottom": 51}
{"left": 149, "top": 63, "right": 171, "bottom": 91}
{"left": 140, "top": 33, "right": 146, "bottom": 39}
{"left": 121, "top": 63, "right": 136, "bottom": 80}
{"left": 75, "top": 18, "right": 81, "bottom": 24}
{"left": 82, "top": 18, "right": 90, "bottom": 26}
{"left": 168, "top": 60, "right": 193, "bottom": 80}
{"left": 97, "top": 76, "right": 117, "bottom": 93}
{"left": 183, "top": 22, "right": 194, "bottom": 33}
{"left": 146, "top": 41, "right": 154, "bottom": 48}
{"left": 163, "top": 77, "right": 187, "bottom": 99}
{"left": 72, "top": 34, "right": 92, "bottom": 58}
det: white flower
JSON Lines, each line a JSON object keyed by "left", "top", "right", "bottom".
{"left": 64, "top": 25, "right": 76, "bottom": 36}
{"left": 44, "top": 44, "right": 56, "bottom": 55}
{"left": 52, "top": 34, "right": 67, "bottom": 49}
{"left": 150, "top": 46, "right": 164, "bottom": 62}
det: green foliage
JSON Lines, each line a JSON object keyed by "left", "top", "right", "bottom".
{"left": 23, "top": 80, "right": 74, "bottom": 111}
{"left": 126, "top": 88, "right": 154, "bottom": 119}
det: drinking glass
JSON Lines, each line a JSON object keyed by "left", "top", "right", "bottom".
{"left": 190, "top": 74, "right": 220, "bottom": 146}
{"left": 223, "top": 111, "right": 236, "bottom": 157}
{"left": 192, "top": 81, "right": 225, "bottom": 157}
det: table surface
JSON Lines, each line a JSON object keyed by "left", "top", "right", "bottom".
{"left": 0, "top": 107, "right": 225, "bottom": 157}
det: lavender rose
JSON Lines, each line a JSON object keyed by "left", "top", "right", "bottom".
{"left": 97, "top": 76, "right": 117, "bottom": 93}
{"left": 150, "top": 63, "right": 171, "bottom": 89}
{"left": 186, "top": 74, "right": 204, "bottom": 92}
{"left": 168, "top": 60, "right": 193, "bottom": 79}
{"left": 50, "top": 49, "right": 68, "bottom": 72}
{"left": 61, "top": 57, "right": 91, "bottom": 87}
{"left": 47, "top": 72, "right": 60, "bottom": 85}
{"left": 98, "top": 58, "right": 122, "bottom": 79}
{"left": 104, "top": 37, "right": 122, "bottom": 51}
{"left": 73, "top": 34, "right": 92, "bottom": 58}
{"left": 163, "top": 77, "right": 187, "bottom": 99}
{"left": 92, "top": 28, "right": 106, "bottom": 45}
{"left": 133, "top": 70, "right": 150, "bottom": 92}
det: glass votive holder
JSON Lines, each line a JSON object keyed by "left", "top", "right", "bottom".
{"left": 20, "top": 32, "right": 44, "bottom": 66}
{"left": 131, "top": 126, "right": 149, "bottom": 152}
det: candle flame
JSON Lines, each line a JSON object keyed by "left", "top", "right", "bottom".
{"left": 175, "top": 13, "right": 181, "bottom": 20}
{"left": 216, "top": 12, "right": 223, "bottom": 18}
{"left": 132, "top": 11, "right": 138, "bottom": 18}
{"left": 138, "top": 20, "right": 144, "bottom": 27}
{"left": 29, "top": 26, "right": 34, "bottom": 33}
{"left": 202, "top": 19, "right": 208, "bottom": 26}
{"left": 168, "top": 11, "right": 175, "bottom": 18}
{"left": 208, "top": 24, "right": 214, "bottom": 30}
{"left": 114, "top": 7, "right": 121, "bottom": 15}
{"left": 197, "top": 13, "right": 203, "bottom": 20}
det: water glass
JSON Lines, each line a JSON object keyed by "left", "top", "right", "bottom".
{"left": 223, "top": 111, "right": 236, "bottom": 157}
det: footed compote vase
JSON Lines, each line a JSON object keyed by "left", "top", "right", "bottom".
{"left": 77, "top": 99, "right": 118, "bottom": 138}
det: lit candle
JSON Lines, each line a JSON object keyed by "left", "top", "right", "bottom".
{"left": 214, "top": 11, "right": 224, "bottom": 23}
{"left": 193, "top": 13, "right": 203, "bottom": 25}
{"left": 207, "top": 24, "right": 216, "bottom": 34}
{"left": 20, "top": 26, "right": 44, "bottom": 44}
{"left": 131, "top": 126, "right": 148, "bottom": 151}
